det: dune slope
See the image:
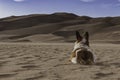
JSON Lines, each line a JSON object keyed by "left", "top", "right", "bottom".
{"left": 0, "top": 13, "right": 120, "bottom": 42}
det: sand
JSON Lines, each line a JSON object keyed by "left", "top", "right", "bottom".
{"left": 0, "top": 42, "right": 120, "bottom": 80}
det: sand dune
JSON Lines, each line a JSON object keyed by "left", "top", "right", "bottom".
{"left": 0, "top": 13, "right": 120, "bottom": 80}
{"left": 0, "top": 43, "right": 120, "bottom": 80}
{"left": 0, "top": 13, "right": 120, "bottom": 42}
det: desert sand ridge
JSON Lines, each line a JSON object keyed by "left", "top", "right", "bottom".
{"left": 0, "top": 12, "right": 120, "bottom": 43}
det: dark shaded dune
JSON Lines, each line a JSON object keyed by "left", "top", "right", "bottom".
{"left": 90, "top": 17, "right": 120, "bottom": 24}
{"left": 0, "top": 18, "right": 87, "bottom": 35}
{"left": 0, "top": 16, "right": 18, "bottom": 21}
{"left": 0, "top": 12, "right": 120, "bottom": 42}
{"left": 52, "top": 29, "right": 84, "bottom": 38}
{"left": 53, "top": 31, "right": 77, "bottom": 37}
{"left": 54, "top": 22, "right": 113, "bottom": 38}
{"left": 0, "top": 13, "right": 78, "bottom": 31}
{"left": 8, "top": 34, "right": 31, "bottom": 39}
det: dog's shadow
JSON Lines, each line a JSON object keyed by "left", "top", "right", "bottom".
{"left": 93, "top": 72, "right": 114, "bottom": 79}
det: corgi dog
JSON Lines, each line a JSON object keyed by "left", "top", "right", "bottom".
{"left": 70, "top": 31, "right": 95, "bottom": 65}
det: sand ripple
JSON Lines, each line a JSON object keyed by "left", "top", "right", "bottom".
{"left": 0, "top": 43, "right": 120, "bottom": 80}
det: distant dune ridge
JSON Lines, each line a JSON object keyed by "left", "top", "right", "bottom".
{"left": 0, "top": 12, "right": 120, "bottom": 43}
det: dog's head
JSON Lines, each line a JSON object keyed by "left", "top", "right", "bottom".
{"left": 73, "top": 31, "right": 89, "bottom": 51}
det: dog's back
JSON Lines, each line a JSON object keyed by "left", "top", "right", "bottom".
{"left": 76, "top": 49, "right": 94, "bottom": 65}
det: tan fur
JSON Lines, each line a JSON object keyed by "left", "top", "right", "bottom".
{"left": 69, "top": 48, "right": 81, "bottom": 61}
{"left": 69, "top": 52, "right": 76, "bottom": 61}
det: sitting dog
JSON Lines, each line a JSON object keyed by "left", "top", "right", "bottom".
{"left": 69, "top": 31, "right": 95, "bottom": 65}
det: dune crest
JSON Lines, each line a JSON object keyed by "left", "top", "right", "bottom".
{"left": 0, "top": 13, "right": 120, "bottom": 43}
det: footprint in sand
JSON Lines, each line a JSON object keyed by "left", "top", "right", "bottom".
{"left": 0, "top": 73, "right": 17, "bottom": 79}
{"left": 21, "top": 64, "right": 38, "bottom": 70}
{"left": 110, "top": 62, "right": 120, "bottom": 68}
{"left": 93, "top": 72, "right": 114, "bottom": 79}
{"left": 24, "top": 71, "right": 46, "bottom": 80}
{"left": 0, "top": 61, "right": 10, "bottom": 67}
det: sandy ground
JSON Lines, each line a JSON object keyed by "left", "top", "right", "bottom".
{"left": 0, "top": 42, "right": 120, "bottom": 80}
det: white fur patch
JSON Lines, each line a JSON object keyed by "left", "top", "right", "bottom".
{"left": 71, "top": 57, "right": 77, "bottom": 64}
{"left": 92, "top": 51, "right": 96, "bottom": 63}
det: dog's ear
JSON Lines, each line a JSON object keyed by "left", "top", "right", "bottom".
{"left": 76, "top": 31, "right": 82, "bottom": 41}
{"left": 84, "top": 32, "right": 89, "bottom": 46}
